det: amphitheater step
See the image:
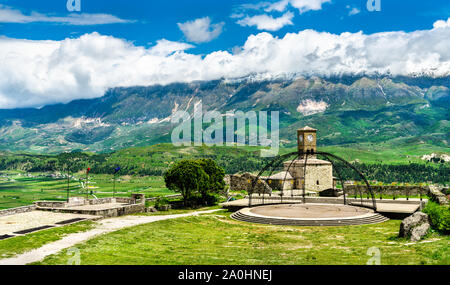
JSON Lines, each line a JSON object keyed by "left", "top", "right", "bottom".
{"left": 231, "top": 211, "right": 389, "bottom": 227}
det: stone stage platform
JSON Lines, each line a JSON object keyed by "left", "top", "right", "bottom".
{"left": 231, "top": 204, "right": 389, "bottom": 226}
{"left": 222, "top": 196, "right": 425, "bottom": 218}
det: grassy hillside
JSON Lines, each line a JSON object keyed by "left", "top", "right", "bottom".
{"left": 0, "top": 142, "right": 448, "bottom": 210}
{"left": 1, "top": 142, "right": 448, "bottom": 180}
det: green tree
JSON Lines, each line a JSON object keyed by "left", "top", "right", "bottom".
{"left": 198, "top": 158, "right": 226, "bottom": 203}
{"left": 164, "top": 160, "right": 209, "bottom": 206}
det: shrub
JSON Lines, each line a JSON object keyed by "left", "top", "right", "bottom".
{"left": 423, "top": 202, "right": 450, "bottom": 234}
{"left": 204, "top": 193, "right": 221, "bottom": 206}
{"left": 154, "top": 197, "right": 170, "bottom": 210}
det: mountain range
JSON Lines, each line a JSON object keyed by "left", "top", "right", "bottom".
{"left": 0, "top": 75, "right": 448, "bottom": 154}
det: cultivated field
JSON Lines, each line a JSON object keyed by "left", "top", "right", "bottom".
{"left": 0, "top": 172, "right": 173, "bottom": 210}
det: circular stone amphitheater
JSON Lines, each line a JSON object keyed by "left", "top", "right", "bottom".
{"left": 231, "top": 204, "right": 389, "bottom": 226}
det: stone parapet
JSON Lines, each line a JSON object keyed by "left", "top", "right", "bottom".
{"left": 0, "top": 205, "right": 37, "bottom": 217}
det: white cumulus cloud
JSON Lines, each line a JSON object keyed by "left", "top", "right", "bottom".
{"left": 346, "top": 5, "right": 361, "bottom": 16}
{"left": 0, "top": 18, "right": 450, "bottom": 109}
{"left": 177, "top": 17, "right": 225, "bottom": 43}
{"left": 234, "top": 0, "right": 331, "bottom": 31}
{"left": 237, "top": 12, "right": 294, "bottom": 31}
{"left": 262, "top": 0, "right": 331, "bottom": 13}
{"left": 149, "top": 39, "right": 194, "bottom": 56}
{"left": 0, "top": 5, "right": 133, "bottom": 25}
{"left": 433, "top": 18, "right": 450, "bottom": 29}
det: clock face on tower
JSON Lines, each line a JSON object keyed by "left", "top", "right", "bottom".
{"left": 307, "top": 134, "right": 314, "bottom": 142}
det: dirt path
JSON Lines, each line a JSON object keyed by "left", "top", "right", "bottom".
{"left": 0, "top": 209, "right": 221, "bottom": 265}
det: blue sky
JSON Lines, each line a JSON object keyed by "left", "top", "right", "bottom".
{"left": 1, "top": 0, "right": 449, "bottom": 54}
{"left": 0, "top": 0, "right": 449, "bottom": 108}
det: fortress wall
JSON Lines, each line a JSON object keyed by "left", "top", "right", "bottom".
{"left": 225, "top": 173, "right": 272, "bottom": 194}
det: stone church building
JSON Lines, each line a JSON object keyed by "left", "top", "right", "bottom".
{"left": 226, "top": 126, "right": 334, "bottom": 194}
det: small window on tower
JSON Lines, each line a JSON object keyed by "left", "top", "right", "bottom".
{"left": 316, "top": 180, "right": 319, "bottom": 185}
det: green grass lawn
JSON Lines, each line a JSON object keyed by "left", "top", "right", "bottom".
{"left": 0, "top": 221, "right": 95, "bottom": 259}
{"left": 35, "top": 211, "right": 449, "bottom": 265}
{"left": 0, "top": 173, "right": 174, "bottom": 210}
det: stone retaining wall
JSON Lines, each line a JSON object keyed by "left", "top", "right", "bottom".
{"left": 225, "top": 173, "right": 272, "bottom": 194}
{"left": 116, "top": 197, "right": 135, "bottom": 204}
{"left": 35, "top": 196, "right": 142, "bottom": 208}
{"left": 344, "top": 185, "right": 428, "bottom": 197}
{"left": 34, "top": 194, "right": 147, "bottom": 217}
{"left": 428, "top": 185, "right": 449, "bottom": 205}
{"left": 88, "top": 198, "right": 115, "bottom": 205}
{"left": 344, "top": 185, "right": 449, "bottom": 205}
{"left": 34, "top": 201, "right": 67, "bottom": 208}
{"left": 35, "top": 194, "right": 146, "bottom": 209}
{"left": 0, "top": 205, "right": 36, "bottom": 217}
{"left": 40, "top": 203, "right": 146, "bottom": 218}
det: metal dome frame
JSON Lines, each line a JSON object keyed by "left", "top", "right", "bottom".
{"left": 248, "top": 150, "right": 377, "bottom": 211}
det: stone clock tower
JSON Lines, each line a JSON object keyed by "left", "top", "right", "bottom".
{"left": 297, "top": 126, "right": 317, "bottom": 158}
{"left": 282, "top": 126, "right": 333, "bottom": 192}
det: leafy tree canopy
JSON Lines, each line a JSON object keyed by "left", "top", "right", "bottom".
{"left": 164, "top": 159, "right": 225, "bottom": 206}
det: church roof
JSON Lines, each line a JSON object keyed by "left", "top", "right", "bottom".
{"left": 284, "top": 158, "right": 332, "bottom": 165}
{"left": 268, "top": 171, "right": 294, "bottom": 180}
{"left": 298, "top": 126, "right": 317, "bottom": 131}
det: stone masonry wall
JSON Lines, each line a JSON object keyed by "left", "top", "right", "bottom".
{"left": 88, "top": 198, "right": 116, "bottom": 205}
{"left": 344, "top": 185, "right": 430, "bottom": 198}
{"left": 225, "top": 173, "right": 272, "bottom": 194}
{"left": 41, "top": 203, "right": 146, "bottom": 218}
{"left": 35, "top": 195, "right": 144, "bottom": 210}
{"left": 34, "top": 201, "right": 67, "bottom": 208}
{"left": 286, "top": 162, "right": 333, "bottom": 192}
{"left": 116, "top": 197, "right": 135, "bottom": 204}
{"left": 428, "top": 185, "right": 449, "bottom": 205}
{"left": 303, "top": 164, "right": 333, "bottom": 192}
{"left": 0, "top": 205, "right": 37, "bottom": 217}
{"left": 266, "top": 179, "right": 294, "bottom": 191}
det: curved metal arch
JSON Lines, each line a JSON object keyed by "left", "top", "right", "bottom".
{"left": 265, "top": 154, "right": 298, "bottom": 198}
{"left": 316, "top": 152, "right": 368, "bottom": 208}
{"left": 249, "top": 151, "right": 299, "bottom": 206}
{"left": 315, "top": 151, "right": 377, "bottom": 211}
{"left": 282, "top": 153, "right": 302, "bottom": 198}
{"left": 248, "top": 150, "right": 377, "bottom": 211}
{"left": 302, "top": 153, "right": 309, "bottom": 202}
